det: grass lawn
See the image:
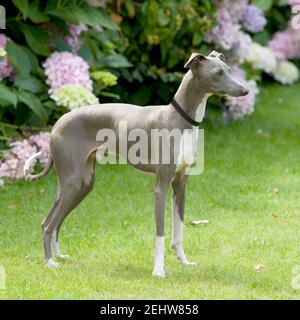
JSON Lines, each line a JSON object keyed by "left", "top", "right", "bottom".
{"left": 1, "top": 83, "right": 300, "bottom": 299}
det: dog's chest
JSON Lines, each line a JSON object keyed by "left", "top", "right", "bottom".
{"left": 176, "top": 96, "right": 209, "bottom": 173}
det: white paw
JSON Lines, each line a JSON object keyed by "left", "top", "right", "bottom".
{"left": 45, "top": 259, "right": 60, "bottom": 268}
{"left": 152, "top": 267, "right": 165, "bottom": 277}
{"left": 56, "top": 254, "right": 69, "bottom": 260}
{"left": 181, "top": 260, "right": 197, "bottom": 267}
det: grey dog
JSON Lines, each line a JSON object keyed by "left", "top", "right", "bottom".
{"left": 24, "top": 51, "right": 248, "bottom": 277}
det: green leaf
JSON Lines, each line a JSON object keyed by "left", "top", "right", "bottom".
{"left": 252, "top": 0, "right": 273, "bottom": 12}
{"left": 12, "top": 0, "right": 29, "bottom": 19}
{"left": 0, "top": 84, "right": 18, "bottom": 107}
{"left": 22, "top": 47, "right": 39, "bottom": 73}
{"left": 78, "top": 42, "right": 94, "bottom": 62}
{"left": 43, "top": 100, "right": 57, "bottom": 110}
{"left": 157, "top": 9, "right": 170, "bottom": 27}
{"left": 54, "top": 35, "right": 70, "bottom": 52}
{"left": 276, "top": 0, "right": 288, "bottom": 5}
{"left": 71, "top": 5, "right": 119, "bottom": 31}
{"left": 18, "top": 24, "right": 50, "bottom": 56}
{"left": 99, "top": 91, "right": 120, "bottom": 100}
{"left": 192, "top": 33, "right": 202, "bottom": 46}
{"left": 125, "top": 0, "right": 135, "bottom": 18}
{"left": 28, "top": 1, "right": 50, "bottom": 23}
{"left": 131, "top": 86, "right": 151, "bottom": 105}
{"left": 6, "top": 40, "right": 31, "bottom": 76}
{"left": 99, "top": 54, "right": 133, "bottom": 68}
{"left": 201, "top": 0, "right": 213, "bottom": 11}
{"left": 46, "top": 9, "right": 78, "bottom": 24}
{"left": 14, "top": 75, "right": 46, "bottom": 93}
{"left": 253, "top": 30, "right": 271, "bottom": 46}
{"left": 147, "top": 1, "right": 159, "bottom": 25}
{"left": 90, "top": 7, "right": 119, "bottom": 31}
{"left": 17, "top": 90, "right": 48, "bottom": 120}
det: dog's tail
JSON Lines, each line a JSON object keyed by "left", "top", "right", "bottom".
{"left": 24, "top": 151, "right": 53, "bottom": 181}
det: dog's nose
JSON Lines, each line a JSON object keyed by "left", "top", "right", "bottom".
{"left": 241, "top": 88, "right": 249, "bottom": 96}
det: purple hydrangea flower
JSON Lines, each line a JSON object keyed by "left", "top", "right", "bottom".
{"left": 205, "top": 10, "right": 241, "bottom": 50}
{"left": 43, "top": 51, "right": 93, "bottom": 93}
{"left": 64, "top": 23, "right": 87, "bottom": 53}
{"left": 224, "top": 66, "right": 259, "bottom": 119}
{"left": 29, "top": 132, "right": 51, "bottom": 167}
{"left": 288, "top": 0, "right": 300, "bottom": 5}
{"left": 0, "top": 34, "right": 14, "bottom": 80}
{"left": 0, "top": 132, "right": 50, "bottom": 180}
{"left": 268, "top": 30, "right": 300, "bottom": 60}
{"left": 205, "top": 0, "right": 248, "bottom": 50}
{"left": 0, "top": 139, "right": 36, "bottom": 179}
{"left": 241, "top": 5, "right": 267, "bottom": 33}
{"left": 219, "top": 0, "right": 249, "bottom": 24}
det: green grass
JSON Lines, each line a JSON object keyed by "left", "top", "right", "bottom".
{"left": 1, "top": 83, "right": 300, "bottom": 299}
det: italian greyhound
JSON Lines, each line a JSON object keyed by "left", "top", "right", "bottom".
{"left": 24, "top": 51, "right": 248, "bottom": 277}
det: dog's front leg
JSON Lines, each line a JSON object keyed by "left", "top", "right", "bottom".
{"left": 171, "top": 173, "right": 196, "bottom": 266}
{"left": 152, "top": 181, "right": 168, "bottom": 277}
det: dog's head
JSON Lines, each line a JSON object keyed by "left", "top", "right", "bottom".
{"left": 184, "top": 51, "right": 249, "bottom": 97}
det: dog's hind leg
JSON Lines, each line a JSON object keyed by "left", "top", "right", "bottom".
{"left": 171, "top": 171, "right": 196, "bottom": 266}
{"left": 42, "top": 171, "right": 84, "bottom": 267}
{"left": 51, "top": 153, "right": 96, "bottom": 259}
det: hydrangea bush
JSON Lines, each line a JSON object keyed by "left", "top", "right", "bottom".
{"left": 0, "top": 0, "right": 300, "bottom": 182}
{"left": 0, "top": 34, "right": 14, "bottom": 80}
{"left": 43, "top": 51, "right": 93, "bottom": 94}
{"left": 205, "top": 0, "right": 299, "bottom": 119}
{"left": 0, "top": 132, "right": 50, "bottom": 183}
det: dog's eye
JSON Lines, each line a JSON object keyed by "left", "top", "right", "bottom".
{"left": 216, "top": 69, "right": 224, "bottom": 76}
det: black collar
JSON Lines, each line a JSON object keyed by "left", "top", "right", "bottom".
{"left": 171, "top": 98, "right": 201, "bottom": 127}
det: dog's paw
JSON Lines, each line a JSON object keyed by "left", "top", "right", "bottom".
{"left": 56, "top": 254, "right": 69, "bottom": 260}
{"left": 181, "top": 261, "right": 197, "bottom": 267}
{"left": 45, "top": 259, "right": 60, "bottom": 268}
{"left": 152, "top": 267, "right": 165, "bottom": 278}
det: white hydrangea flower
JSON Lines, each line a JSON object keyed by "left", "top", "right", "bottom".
{"left": 243, "top": 42, "right": 277, "bottom": 74}
{"left": 235, "top": 31, "right": 252, "bottom": 63}
{"left": 51, "top": 84, "right": 99, "bottom": 110}
{"left": 272, "top": 60, "right": 299, "bottom": 84}
{"left": 0, "top": 48, "right": 6, "bottom": 57}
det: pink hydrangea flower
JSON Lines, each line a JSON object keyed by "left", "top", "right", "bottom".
{"left": 225, "top": 66, "right": 259, "bottom": 119}
{"left": 205, "top": 0, "right": 248, "bottom": 50}
{"left": 218, "top": 0, "right": 248, "bottom": 24}
{"left": 241, "top": 5, "right": 266, "bottom": 33}
{"left": 0, "top": 140, "right": 37, "bottom": 179}
{"left": 0, "top": 33, "right": 14, "bottom": 80}
{"left": 205, "top": 9, "right": 241, "bottom": 50}
{"left": 43, "top": 51, "right": 93, "bottom": 93}
{"left": 268, "top": 30, "right": 300, "bottom": 60}
{"left": 288, "top": 0, "right": 300, "bottom": 5}
{"left": 64, "top": 23, "right": 87, "bottom": 53}
{"left": 0, "top": 132, "right": 50, "bottom": 180}
{"left": 29, "top": 132, "right": 51, "bottom": 167}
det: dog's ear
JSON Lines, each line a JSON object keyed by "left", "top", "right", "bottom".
{"left": 184, "top": 53, "right": 206, "bottom": 69}
{"left": 208, "top": 50, "right": 219, "bottom": 58}
{"left": 218, "top": 53, "right": 226, "bottom": 63}
{"left": 209, "top": 50, "right": 227, "bottom": 63}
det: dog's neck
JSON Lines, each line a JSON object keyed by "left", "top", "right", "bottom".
{"left": 173, "top": 70, "right": 210, "bottom": 122}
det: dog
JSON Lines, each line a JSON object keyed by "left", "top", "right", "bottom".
{"left": 24, "top": 51, "right": 248, "bottom": 277}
